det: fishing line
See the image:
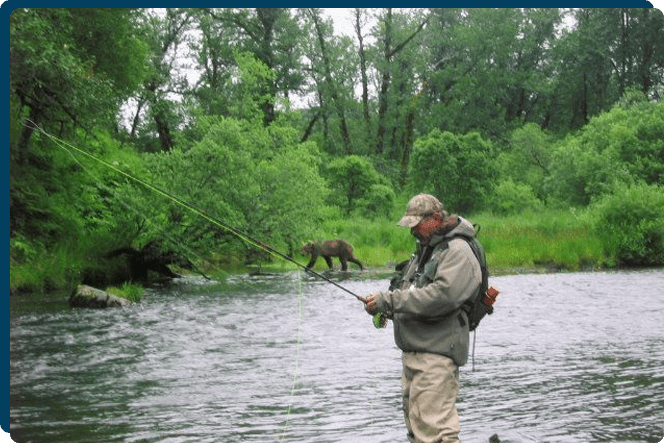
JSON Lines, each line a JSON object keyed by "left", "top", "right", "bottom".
{"left": 33, "top": 124, "right": 212, "bottom": 280}
{"left": 28, "top": 122, "right": 312, "bottom": 439}
{"left": 26, "top": 121, "right": 388, "bottom": 439}
{"left": 27, "top": 120, "right": 365, "bottom": 303}
{"left": 279, "top": 273, "right": 304, "bottom": 442}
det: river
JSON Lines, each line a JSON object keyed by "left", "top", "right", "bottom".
{"left": 10, "top": 269, "right": 664, "bottom": 443}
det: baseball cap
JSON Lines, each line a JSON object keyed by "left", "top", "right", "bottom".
{"left": 397, "top": 194, "right": 444, "bottom": 228}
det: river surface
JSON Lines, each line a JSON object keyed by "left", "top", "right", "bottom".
{"left": 10, "top": 269, "right": 664, "bottom": 443}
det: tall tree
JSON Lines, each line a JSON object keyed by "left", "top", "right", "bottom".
{"left": 611, "top": 8, "right": 664, "bottom": 98}
{"left": 190, "top": 8, "right": 240, "bottom": 117}
{"left": 128, "top": 8, "right": 193, "bottom": 152}
{"left": 10, "top": 8, "right": 147, "bottom": 158}
{"left": 422, "top": 8, "right": 561, "bottom": 139}
{"left": 629, "top": 8, "right": 664, "bottom": 99}
{"left": 209, "top": 8, "right": 305, "bottom": 126}
{"left": 354, "top": 8, "right": 372, "bottom": 134}
{"left": 374, "top": 8, "right": 430, "bottom": 155}
{"left": 548, "top": 8, "right": 663, "bottom": 132}
{"left": 306, "top": 8, "right": 352, "bottom": 154}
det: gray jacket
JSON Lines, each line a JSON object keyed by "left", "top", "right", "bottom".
{"left": 384, "top": 216, "right": 481, "bottom": 366}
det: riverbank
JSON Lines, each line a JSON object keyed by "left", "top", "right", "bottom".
{"left": 10, "top": 208, "right": 660, "bottom": 294}
{"left": 1, "top": 242, "right": 613, "bottom": 296}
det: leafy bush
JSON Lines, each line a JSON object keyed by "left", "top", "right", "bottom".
{"left": 324, "top": 155, "right": 385, "bottom": 215}
{"left": 546, "top": 94, "right": 663, "bottom": 206}
{"left": 356, "top": 184, "right": 396, "bottom": 219}
{"left": 144, "top": 116, "right": 329, "bottom": 258}
{"left": 489, "top": 179, "right": 543, "bottom": 215}
{"left": 408, "top": 129, "right": 495, "bottom": 213}
{"left": 499, "top": 123, "right": 554, "bottom": 199}
{"left": 591, "top": 183, "right": 664, "bottom": 266}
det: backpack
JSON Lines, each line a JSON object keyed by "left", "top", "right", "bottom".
{"left": 448, "top": 232, "right": 498, "bottom": 331}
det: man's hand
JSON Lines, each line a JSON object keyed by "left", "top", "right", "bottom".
{"left": 362, "top": 292, "right": 389, "bottom": 316}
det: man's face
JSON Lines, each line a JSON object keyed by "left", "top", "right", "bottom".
{"left": 411, "top": 213, "right": 438, "bottom": 242}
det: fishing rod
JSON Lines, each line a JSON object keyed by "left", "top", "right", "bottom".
{"left": 27, "top": 122, "right": 385, "bottom": 321}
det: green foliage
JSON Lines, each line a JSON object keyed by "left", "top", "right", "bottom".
{"left": 231, "top": 51, "right": 278, "bottom": 123}
{"left": 356, "top": 184, "right": 397, "bottom": 219}
{"left": 423, "top": 8, "right": 563, "bottom": 138}
{"left": 499, "top": 123, "right": 554, "bottom": 199}
{"left": 11, "top": 128, "right": 127, "bottom": 251}
{"left": 68, "top": 8, "right": 149, "bottom": 94}
{"left": 546, "top": 94, "right": 663, "bottom": 206}
{"left": 10, "top": 8, "right": 147, "bottom": 136}
{"left": 9, "top": 8, "right": 664, "bottom": 293}
{"left": 324, "top": 155, "right": 386, "bottom": 215}
{"left": 10, "top": 9, "right": 111, "bottom": 120}
{"left": 144, "top": 116, "right": 329, "bottom": 259}
{"left": 590, "top": 183, "right": 664, "bottom": 266}
{"left": 253, "top": 124, "right": 330, "bottom": 251}
{"left": 10, "top": 227, "right": 103, "bottom": 293}
{"left": 489, "top": 179, "right": 543, "bottom": 215}
{"left": 408, "top": 129, "right": 495, "bottom": 213}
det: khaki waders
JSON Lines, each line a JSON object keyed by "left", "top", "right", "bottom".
{"left": 402, "top": 352, "right": 461, "bottom": 443}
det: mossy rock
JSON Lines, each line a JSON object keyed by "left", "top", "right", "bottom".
{"left": 69, "top": 284, "right": 132, "bottom": 309}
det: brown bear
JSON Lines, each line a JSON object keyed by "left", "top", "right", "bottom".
{"left": 301, "top": 239, "right": 363, "bottom": 271}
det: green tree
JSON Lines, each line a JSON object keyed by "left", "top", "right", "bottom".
{"left": 325, "top": 155, "right": 385, "bottom": 215}
{"left": 144, "top": 116, "right": 329, "bottom": 259}
{"left": 206, "top": 8, "right": 306, "bottom": 126}
{"left": 546, "top": 91, "right": 663, "bottom": 206}
{"left": 301, "top": 8, "right": 354, "bottom": 154}
{"left": 126, "top": 8, "right": 193, "bottom": 152}
{"left": 190, "top": 8, "right": 241, "bottom": 117}
{"left": 408, "top": 129, "right": 495, "bottom": 214}
{"left": 422, "top": 8, "right": 561, "bottom": 140}
{"left": 230, "top": 52, "right": 279, "bottom": 123}
{"left": 499, "top": 123, "right": 554, "bottom": 199}
{"left": 374, "top": 8, "right": 430, "bottom": 156}
{"left": 356, "top": 184, "right": 397, "bottom": 219}
{"left": 488, "top": 179, "right": 543, "bottom": 215}
{"left": 253, "top": 123, "right": 330, "bottom": 253}
{"left": 10, "top": 8, "right": 149, "bottom": 258}
{"left": 548, "top": 8, "right": 664, "bottom": 132}
{"left": 10, "top": 8, "right": 148, "bottom": 156}
{"left": 353, "top": 8, "right": 373, "bottom": 136}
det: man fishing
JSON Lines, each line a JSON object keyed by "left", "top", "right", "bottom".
{"left": 361, "top": 194, "right": 481, "bottom": 443}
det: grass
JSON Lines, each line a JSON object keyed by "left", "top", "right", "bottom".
{"left": 313, "top": 209, "right": 608, "bottom": 274}
{"left": 471, "top": 209, "right": 607, "bottom": 272}
{"left": 106, "top": 282, "right": 145, "bottom": 303}
{"left": 10, "top": 242, "right": 84, "bottom": 293}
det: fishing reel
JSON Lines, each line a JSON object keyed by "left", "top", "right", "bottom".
{"left": 373, "top": 312, "right": 389, "bottom": 329}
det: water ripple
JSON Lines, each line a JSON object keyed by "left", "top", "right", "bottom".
{"left": 10, "top": 269, "right": 664, "bottom": 443}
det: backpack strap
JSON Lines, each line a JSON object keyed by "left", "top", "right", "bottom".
{"left": 447, "top": 234, "right": 488, "bottom": 316}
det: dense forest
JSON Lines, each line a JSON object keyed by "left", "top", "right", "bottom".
{"left": 9, "top": 8, "right": 664, "bottom": 292}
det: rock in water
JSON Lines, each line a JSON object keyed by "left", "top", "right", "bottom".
{"left": 69, "top": 284, "right": 131, "bottom": 308}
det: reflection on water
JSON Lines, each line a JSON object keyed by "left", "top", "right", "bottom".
{"left": 10, "top": 270, "right": 664, "bottom": 443}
